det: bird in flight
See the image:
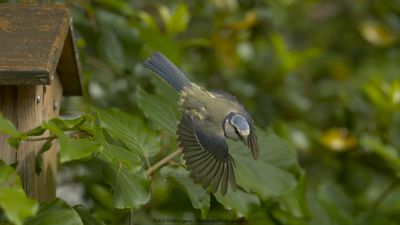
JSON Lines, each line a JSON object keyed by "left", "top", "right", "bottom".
{"left": 144, "top": 52, "right": 258, "bottom": 195}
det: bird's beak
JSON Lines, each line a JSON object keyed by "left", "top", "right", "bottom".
{"left": 239, "top": 135, "right": 248, "bottom": 145}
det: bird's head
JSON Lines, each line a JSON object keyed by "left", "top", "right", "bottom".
{"left": 224, "top": 112, "right": 250, "bottom": 142}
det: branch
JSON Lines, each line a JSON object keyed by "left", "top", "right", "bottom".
{"left": 146, "top": 148, "right": 183, "bottom": 176}
{"left": 25, "top": 136, "right": 55, "bottom": 142}
{"left": 24, "top": 131, "right": 90, "bottom": 142}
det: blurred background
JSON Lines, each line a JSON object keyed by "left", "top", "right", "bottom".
{"left": 3, "top": 0, "right": 400, "bottom": 224}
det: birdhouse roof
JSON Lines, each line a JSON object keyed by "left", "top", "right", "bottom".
{"left": 0, "top": 4, "right": 82, "bottom": 96}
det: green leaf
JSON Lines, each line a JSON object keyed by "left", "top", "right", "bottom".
{"left": 309, "top": 182, "right": 354, "bottom": 225}
{"left": 163, "top": 3, "right": 190, "bottom": 37}
{"left": 228, "top": 129, "right": 299, "bottom": 200}
{"left": 262, "top": 133, "right": 299, "bottom": 170}
{"left": 39, "top": 139, "right": 53, "bottom": 154}
{"left": 0, "top": 112, "right": 21, "bottom": 138}
{"left": 45, "top": 122, "right": 100, "bottom": 163}
{"left": 7, "top": 138, "right": 21, "bottom": 149}
{"left": 270, "top": 32, "right": 320, "bottom": 73}
{"left": 0, "top": 112, "right": 25, "bottom": 148}
{"left": 139, "top": 27, "right": 180, "bottom": 63}
{"left": 97, "top": 21, "right": 125, "bottom": 70}
{"left": 275, "top": 169, "right": 309, "bottom": 220}
{"left": 25, "top": 199, "right": 83, "bottom": 225}
{"left": 138, "top": 11, "right": 159, "bottom": 31}
{"left": 99, "top": 143, "right": 142, "bottom": 172}
{"left": 360, "top": 134, "right": 400, "bottom": 172}
{"left": 48, "top": 116, "right": 87, "bottom": 131}
{"left": 79, "top": 114, "right": 105, "bottom": 144}
{"left": 102, "top": 161, "right": 151, "bottom": 209}
{"left": 136, "top": 85, "right": 180, "bottom": 134}
{"left": 171, "top": 3, "right": 190, "bottom": 33}
{"left": 151, "top": 75, "right": 180, "bottom": 106}
{"left": 93, "top": 0, "right": 134, "bottom": 17}
{"left": 97, "top": 108, "right": 161, "bottom": 158}
{"left": 59, "top": 138, "right": 102, "bottom": 163}
{"left": 214, "top": 188, "right": 260, "bottom": 218}
{"left": 0, "top": 161, "right": 38, "bottom": 225}
{"left": 0, "top": 160, "right": 21, "bottom": 187}
{"left": 35, "top": 138, "right": 53, "bottom": 175}
{"left": 23, "top": 125, "right": 47, "bottom": 137}
{"left": 160, "top": 166, "right": 210, "bottom": 218}
{"left": 74, "top": 205, "right": 106, "bottom": 225}
{"left": 0, "top": 188, "right": 39, "bottom": 225}
{"left": 35, "top": 154, "right": 43, "bottom": 175}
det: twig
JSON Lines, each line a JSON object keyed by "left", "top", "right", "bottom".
{"left": 24, "top": 131, "right": 89, "bottom": 143}
{"left": 25, "top": 136, "right": 56, "bottom": 142}
{"left": 146, "top": 148, "right": 183, "bottom": 176}
{"left": 167, "top": 160, "right": 177, "bottom": 166}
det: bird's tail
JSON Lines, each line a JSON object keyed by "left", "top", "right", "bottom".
{"left": 143, "top": 52, "right": 191, "bottom": 92}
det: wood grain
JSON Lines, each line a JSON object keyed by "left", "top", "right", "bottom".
{"left": 0, "top": 74, "right": 62, "bottom": 201}
{"left": 0, "top": 4, "right": 82, "bottom": 96}
{"left": 0, "top": 86, "right": 18, "bottom": 164}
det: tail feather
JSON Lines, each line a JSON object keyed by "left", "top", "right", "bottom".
{"left": 143, "top": 52, "right": 191, "bottom": 92}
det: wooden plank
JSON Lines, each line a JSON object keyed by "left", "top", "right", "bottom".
{"left": 58, "top": 26, "right": 83, "bottom": 96}
{"left": 37, "top": 74, "right": 62, "bottom": 201}
{"left": 0, "top": 86, "right": 18, "bottom": 164}
{"left": 0, "top": 4, "right": 69, "bottom": 84}
{"left": 0, "top": 74, "right": 62, "bottom": 201}
{"left": 0, "top": 4, "right": 82, "bottom": 96}
{"left": 15, "top": 85, "right": 42, "bottom": 199}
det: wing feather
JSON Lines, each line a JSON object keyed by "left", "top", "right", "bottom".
{"left": 210, "top": 159, "right": 225, "bottom": 193}
{"left": 247, "top": 123, "right": 259, "bottom": 160}
{"left": 177, "top": 114, "right": 236, "bottom": 195}
{"left": 220, "top": 160, "right": 229, "bottom": 195}
{"left": 228, "top": 155, "right": 237, "bottom": 192}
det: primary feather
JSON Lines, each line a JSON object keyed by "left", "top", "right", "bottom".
{"left": 144, "top": 52, "right": 258, "bottom": 195}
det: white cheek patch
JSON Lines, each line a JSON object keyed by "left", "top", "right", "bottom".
{"left": 224, "top": 119, "right": 240, "bottom": 140}
{"left": 241, "top": 128, "right": 250, "bottom": 136}
{"left": 230, "top": 114, "right": 250, "bottom": 136}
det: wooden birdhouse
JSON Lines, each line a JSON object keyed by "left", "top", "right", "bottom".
{"left": 0, "top": 4, "right": 82, "bottom": 202}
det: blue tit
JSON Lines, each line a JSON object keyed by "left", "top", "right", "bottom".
{"left": 144, "top": 52, "right": 258, "bottom": 195}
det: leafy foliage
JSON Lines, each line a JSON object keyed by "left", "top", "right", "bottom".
{"left": 214, "top": 189, "right": 260, "bottom": 218}
{"left": 98, "top": 108, "right": 161, "bottom": 158}
{"left": 102, "top": 164, "right": 150, "bottom": 209}
{"left": 74, "top": 205, "right": 107, "bottom": 225}
{"left": 25, "top": 199, "right": 83, "bottom": 225}
{"left": 1, "top": 0, "right": 400, "bottom": 224}
{"left": 0, "top": 161, "right": 38, "bottom": 225}
{"left": 160, "top": 166, "right": 210, "bottom": 217}
{"left": 229, "top": 131, "right": 299, "bottom": 199}
{"left": 136, "top": 85, "right": 180, "bottom": 134}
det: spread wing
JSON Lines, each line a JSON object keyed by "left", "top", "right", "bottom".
{"left": 247, "top": 122, "right": 259, "bottom": 160}
{"left": 177, "top": 114, "right": 236, "bottom": 195}
{"left": 211, "top": 89, "right": 259, "bottom": 160}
